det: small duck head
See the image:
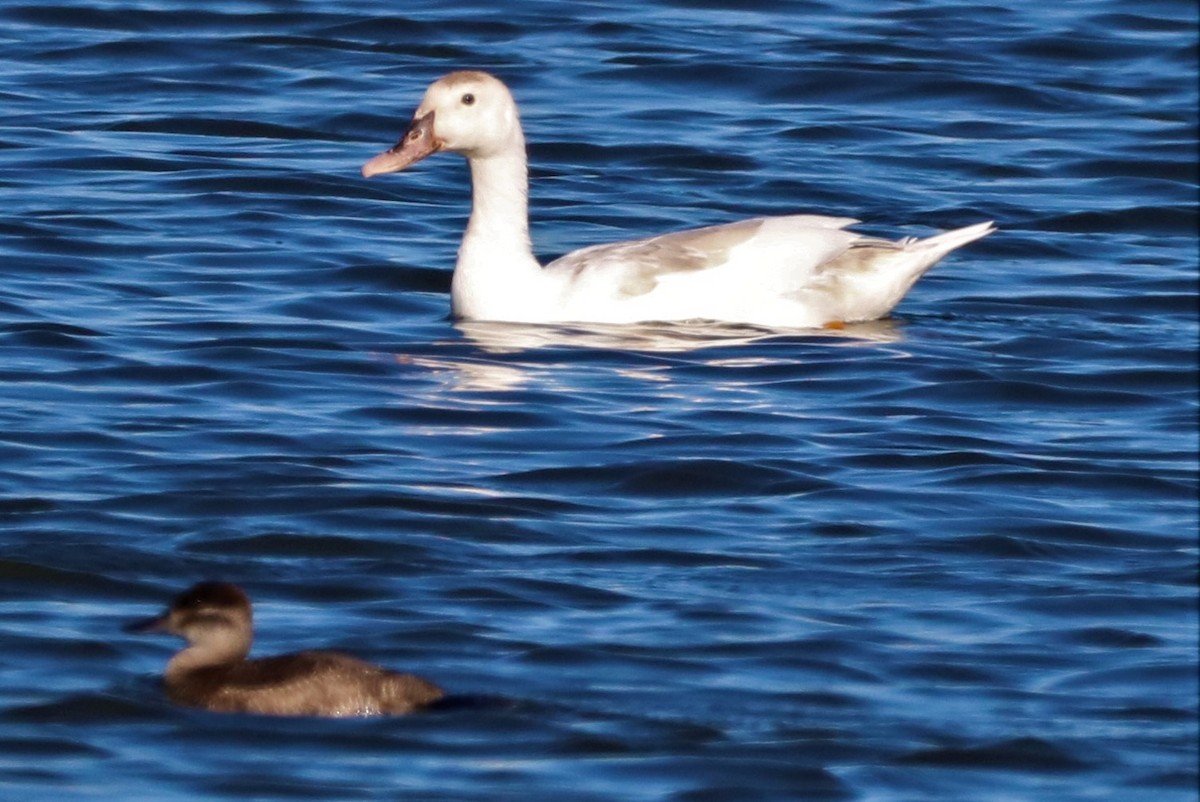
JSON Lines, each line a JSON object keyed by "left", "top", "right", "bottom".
{"left": 125, "top": 581, "right": 253, "bottom": 665}
{"left": 362, "top": 70, "right": 522, "bottom": 177}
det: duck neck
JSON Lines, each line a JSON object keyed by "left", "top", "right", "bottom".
{"left": 464, "top": 149, "right": 533, "bottom": 255}
{"left": 452, "top": 144, "right": 547, "bottom": 320}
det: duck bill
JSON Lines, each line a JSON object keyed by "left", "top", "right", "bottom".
{"left": 362, "top": 111, "right": 440, "bottom": 178}
{"left": 123, "top": 612, "right": 169, "bottom": 635}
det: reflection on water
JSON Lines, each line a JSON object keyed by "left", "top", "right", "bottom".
{"left": 456, "top": 318, "right": 904, "bottom": 354}
{"left": 394, "top": 318, "right": 907, "bottom": 392}
{"left": 458, "top": 319, "right": 780, "bottom": 355}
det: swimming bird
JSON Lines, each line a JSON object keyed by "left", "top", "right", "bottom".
{"left": 362, "top": 70, "right": 993, "bottom": 328}
{"left": 125, "top": 581, "right": 444, "bottom": 717}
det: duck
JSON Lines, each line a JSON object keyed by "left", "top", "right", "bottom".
{"left": 124, "top": 581, "right": 444, "bottom": 717}
{"left": 361, "top": 70, "right": 994, "bottom": 329}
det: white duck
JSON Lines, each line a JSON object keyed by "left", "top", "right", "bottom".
{"left": 362, "top": 71, "right": 993, "bottom": 328}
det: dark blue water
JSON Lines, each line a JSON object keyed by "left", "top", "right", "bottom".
{"left": 1, "top": 1, "right": 1196, "bottom": 800}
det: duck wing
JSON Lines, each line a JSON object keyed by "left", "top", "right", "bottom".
{"left": 547, "top": 214, "right": 861, "bottom": 296}
{"left": 539, "top": 215, "right": 993, "bottom": 327}
{"left": 178, "top": 651, "right": 442, "bottom": 717}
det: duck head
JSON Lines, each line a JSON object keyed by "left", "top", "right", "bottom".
{"left": 362, "top": 71, "right": 522, "bottom": 177}
{"left": 125, "top": 581, "right": 253, "bottom": 660}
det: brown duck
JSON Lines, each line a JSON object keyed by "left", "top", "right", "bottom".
{"left": 126, "top": 581, "right": 444, "bottom": 717}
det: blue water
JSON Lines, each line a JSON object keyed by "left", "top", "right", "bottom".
{"left": 1, "top": 1, "right": 1196, "bottom": 800}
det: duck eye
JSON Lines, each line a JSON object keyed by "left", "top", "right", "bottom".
{"left": 461, "top": 93, "right": 475, "bottom": 106}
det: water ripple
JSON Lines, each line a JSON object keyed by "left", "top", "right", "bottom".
{"left": 0, "top": 0, "right": 1196, "bottom": 801}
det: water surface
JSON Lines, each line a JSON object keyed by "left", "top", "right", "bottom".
{"left": 0, "top": 1, "right": 1196, "bottom": 800}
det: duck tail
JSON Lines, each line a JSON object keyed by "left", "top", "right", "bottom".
{"left": 828, "top": 220, "right": 995, "bottom": 324}
{"left": 909, "top": 220, "right": 996, "bottom": 261}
